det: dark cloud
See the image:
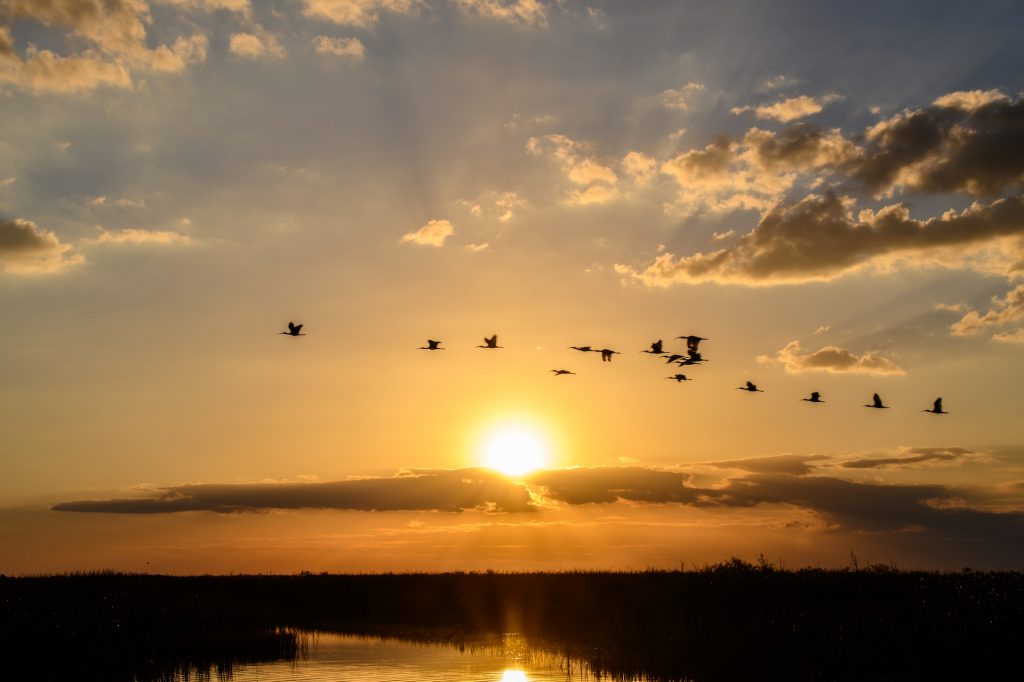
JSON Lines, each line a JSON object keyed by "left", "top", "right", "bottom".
{"left": 714, "top": 473, "right": 1024, "bottom": 539}
{"left": 842, "top": 447, "right": 977, "bottom": 469}
{"left": 852, "top": 94, "right": 1024, "bottom": 196}
{"left": 621, "top": 191, "right": 1024, "bottom": 285}
{"left": 53, "top": 468, "right": 538, "bottom": 514}
{"left": 709, "top": 454, "right": 829, "bottom": 476}
{"left": 53, "top": 464, "right": 1024, "bottom": 549}
{"left": 0, "top": 217, "right": 81, "bottom": 274}
{"left": 743, "top": 124, "right": 861, "bottom": 173}
{"left": 527, "top": 466, "right": 710, "bottom": 505}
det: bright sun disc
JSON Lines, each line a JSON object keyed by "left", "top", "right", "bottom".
{"left": 481, "top": 426, "right": 549, "bottom": 476}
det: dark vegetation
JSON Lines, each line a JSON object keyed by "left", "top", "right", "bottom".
{"left": 2, "top": 560, "right": 1022, "bottom": 681}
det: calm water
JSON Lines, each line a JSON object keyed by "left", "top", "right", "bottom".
{"left": 225, "top": 632, "right": 603, "bottom": 682}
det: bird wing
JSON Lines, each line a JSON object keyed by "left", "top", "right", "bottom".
{"left": 934, "top": 398, "right": 942, "bottom": 411}
{"left": 746, "top": 381, "right": 756, "bottom": 390}
{"left": 873, "top": 393, "right": 882, "bottom": 407}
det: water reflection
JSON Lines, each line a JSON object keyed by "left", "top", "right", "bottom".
{"left": 224, "top": 632, "right": 600, "bottom": 682}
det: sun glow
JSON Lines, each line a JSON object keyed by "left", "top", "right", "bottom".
{"left": 498, "top": 671, "right": 529, "bottom": 682}
{"left": 481, "top": 425, "right": 550, "bottom": 476}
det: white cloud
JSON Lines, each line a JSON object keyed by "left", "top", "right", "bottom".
{"left": 659, "top": 82, "right": 705, "bottom": 111}
{"left": 731, "top": 94, "right": 842, "bottom": 123}
{"left": 302, "top": 0, "right": 419, "bottom": 27}
{"left": 455, "top": 0, "right": 549, "bottom": 27}
{"left": 84, "top": 227, "right": 194, "bottom": 246}
{"left": 229, "top": 30, "right": 286, "bottom": 60}
{"left": 401, "top": 219, "right": 454, "bottom": 247}
{"left": 932, "top": 89, "right": 1009, "bottom": 111}
{"left": 950, "top": 284, "right": 1024, "bottom": 336}
{"left": 758, "top": 340, "right": 906, "bottom": 376}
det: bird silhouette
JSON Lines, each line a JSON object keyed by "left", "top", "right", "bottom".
{"left": 418, "top": 340, "right": 444, "bottom": 350}
{"left": 676, "top": 356, "right": 704, "bottom": 366}
{"left": 551, "top": 369, "right": 576, "bottom": 376}
{"left": 569, "top": 346, "right": 595, "bottom": 353}
{"left": 666, "top": 374, "right": 690, "bottom": 382}
{"left": 677, "top": 335, "right": 707, "bottom": 355}
{"left": 598, "top": 348, "right": 620, "bottom": 362}
{"left": 737, "top": 381, "right": 763, "bottom": 392}
{"left": 802, "top": 391, "right": 824, "bottom": 403}
{"left": 280, "top": 322, "right": 305, "bottom": 336}
{"left": 643, "top": 340, "right": 664, "bottom": 354}
{"left": 864, "top": 393, "right": 889, "bottom": 409}
{"left": 923, "top": 397, "right": 948, "bottom": 414}
{"left": 478, "top": 334, "right": 502, "bottom": 349}
{"left": 664, "top": 354, "right": 686, "bottom": 364}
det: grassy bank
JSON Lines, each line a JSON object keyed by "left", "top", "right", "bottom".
{"left": 2, "top": 560, "right": 1022, "bottom": 680}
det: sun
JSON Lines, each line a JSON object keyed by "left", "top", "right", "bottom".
{"left": 480, "top": 425, "right": 550, "bottom": 477}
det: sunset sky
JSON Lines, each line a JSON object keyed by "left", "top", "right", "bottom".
{"left": 2, "top": 0, "right": 1023, "bottom": 574}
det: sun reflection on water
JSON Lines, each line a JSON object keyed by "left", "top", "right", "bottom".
{"left": 498, "top": 671, "right": 528, "bottom": 682}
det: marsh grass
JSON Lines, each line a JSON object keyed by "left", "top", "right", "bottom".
{"left": 1, "top": 560, "right": 1021, "bottom": 681}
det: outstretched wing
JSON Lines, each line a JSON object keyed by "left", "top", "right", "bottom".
{"left": 873, "top": 393, "right": 883, "bottom": 408}
{"left": 933, "top": 397, "right": 943, "bottom": 412}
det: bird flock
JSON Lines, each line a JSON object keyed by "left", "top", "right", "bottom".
{"left": 281, "top": 322, "right": 949, "bottom": 414}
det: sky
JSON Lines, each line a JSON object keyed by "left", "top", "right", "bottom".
{"left": 2, "top": 0, "right": 1023, "bottom": 574}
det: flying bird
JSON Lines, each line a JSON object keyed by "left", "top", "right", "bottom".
{"left": 737, "top": 381, "right": 763, "bottom": 392}
{"left": 551, "top": 369, "right": 576, "bottom": 376}
{"left": 802, "top": 392, "right": 824, "bottom": 403}
{"left": 677, "top": 335, "right": 707, "bottom": 355}
{"left": 642, "top": 340, "right": 665, "bottom": 354}
{"left": 280, "top": 322, "right": 305, "bottom": 336}
{"left": 569, "top": 346, "right": 595, "bottom": 353}
{"left": 923, "top": 397, "right": 948, "bottom": 414}
{"left": 418, "top": 340, "right": 444, "bottom": 350}
{"left": 864, "top": 393, "right": 889, "bottom": 409}
{"left": 666, "top": 374, "right": 690, "bottom": 382}
{"left": 676, "top": 355, "right": 704, "bottom": 366}
{"left": 664, "top": 354, "right": 686, "bottom": 364}
{"left": 598, "top": 348, "right": 620, "bottom": 362}
{"left": 478, "top": 334, "right": 503, "bottom": 349}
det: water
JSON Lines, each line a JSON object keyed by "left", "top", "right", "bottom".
{"left": 225, "top": 632, "right": 602, "bottom": 682}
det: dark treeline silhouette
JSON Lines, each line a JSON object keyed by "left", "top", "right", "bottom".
{"left": 2, "top": 561, "right": 1023, "bottom": 681}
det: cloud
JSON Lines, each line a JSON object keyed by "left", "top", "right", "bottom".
{"left": 53, "top": 468, "right": 538, "bottom": 513}
{"left": 853, "top": 91, "right": 1024, "bottom": 196}
{"left": 617, "top": 192, "right": 1024, "bottom": 286}
{"left": 2, "top": 0, "right": 209, "bottom": 93}
{"left": 83, "top": 227, "right": 195, "bottom": 246}
{"left": 932, "top": 89, "right": 1009, "bottom": 111}
{"left": 710, "top": 454, "right": 830, "bottom": 476}
{"left": 229, "top": 29, "right": 286, "bottom": 60}
{"left": 53, "top": 464, "right": 1024, "bottom": 547}
{"left": 758, "top": 74, "right": 798, "bottom": 92}
{"left": 659, "top": 82, "right": 705, "bottom": 111}
{"left": 454, "top": 0, "right": 549, "bottom": 27}
{"left": 713, "top": 473, "right": 1024, "bottom": 535}
{"left": 401, "top": 218, "right": 454, "bottom": 246}
{"left": 842, "top": 447, "right": 980, "bottom": 470}
{"left": 1, "top": 46, "right": 133, "bottom": 93}
{"left": 0, "top": 217, "right": 83, "bottom": 274}
{"left": 759, "top": 340, "right": 907, "bottom": 376}
{"left": 993, "top": 328, "right": 1024, "bottom": 343}
{"left": 741, "top": 125, "right": 862, "bottom": 174}
{"left": 527, "top": 134, "right": 618, "bottom": 205}
{"left": 302, "top": 0, "right": 419, "bottom": 26}
{"left": 154, "top": 0, "right": 250, "bottom": 14}
{"left": 731, "top": 95, "right": 841, "bottom": 123}
{"left": 950, "top": 283, "right": 1024, "bottom": 336}
{"left": 313, "top": 36, "right": 365, "bottom": 60}
{"left": 622, "top": 151, "right": 658, "bottom": 186}
{"left": 527, "top": 467, "right": 707, "bottom": 505}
